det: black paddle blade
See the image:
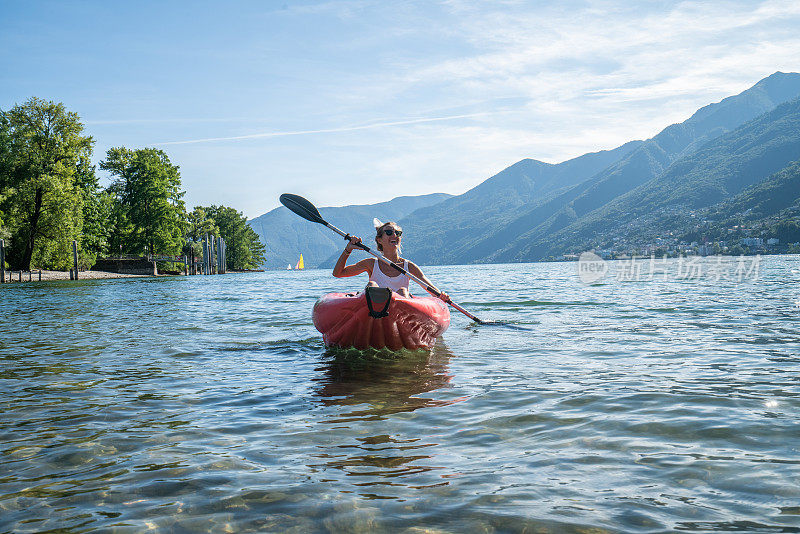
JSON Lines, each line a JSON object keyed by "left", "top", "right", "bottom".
{"left": 280, "top": 194, "right": 326, "bottom": 225}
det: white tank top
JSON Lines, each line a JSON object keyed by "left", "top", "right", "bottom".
{"left": 369, "top": 258, "right": 410, "bottom": 293}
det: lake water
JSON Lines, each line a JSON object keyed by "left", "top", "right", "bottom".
{"left": 2, "top": 256, "right": 800, "bottom": 533}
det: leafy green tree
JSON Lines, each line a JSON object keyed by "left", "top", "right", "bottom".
{"left": 729, "top": 244, "right": 746, "bottom": 256}
{"left": 74, "top": 156, "right": 113, "bottom": 266}
{"left": 101, "top": 147, "right": 186, "bottom": 256}
{"left": 0, "top": 113, "right": 10, "bottom": 243}
{"left": 187, "top": 206, "right": 220, "bottom": 242}
{"left": 773, "top": 220, "right": 800, "bottom": 243}
{"left": 0, "top": 184, "right": 10, "bottom": 248}
{"left": 0, "top": 98, "right": 93, "bottom": 269}
{"left": 198, "top": 205, "right": 266, "bottom": 270}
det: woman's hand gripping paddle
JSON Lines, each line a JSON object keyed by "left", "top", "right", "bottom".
{"left": 279, "top": 193, "right": 502, "bottom": 325}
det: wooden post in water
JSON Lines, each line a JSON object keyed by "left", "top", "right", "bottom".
{"left": 39, "top": 269, "right": 42, "bottom": 281}
{"left": 216, "top": 236, "right": 222, "bottom": 274}
{"left": 220, "top": 238, "right": 225, "bottom": 274}
{"left": 207, "top": 236, "right": 212, "bottom": 275}
{"left": 0, "top": 239, "right": 5, "bottom": 284}
{"left": 202, "top": 235, "right": 208, "bottom": 275}
{"left": 72, "top": 241, "right": 79, "bottom": 280}
{"left": 210, "top": 236, "right": 216, "bottom": 274}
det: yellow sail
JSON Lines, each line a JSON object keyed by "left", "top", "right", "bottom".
{"left": 295, "top": 254, "right": 304, "bottom": 270}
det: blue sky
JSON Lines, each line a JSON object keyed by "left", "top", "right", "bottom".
{"left": 2, "top": 0, "right": 800, "bottom": 218}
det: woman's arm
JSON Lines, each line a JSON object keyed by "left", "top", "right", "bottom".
{"left": 407, "top": 261, "right": 450, "bottom": 302}
{"left": 332, "top": 237, "right": 372, "bottom": 278}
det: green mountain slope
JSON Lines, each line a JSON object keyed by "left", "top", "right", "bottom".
{"left": 582, "top": 160, "right": 800, "bottom": 254}
{"left": 248, "top": 193, "right": 451, "bottom": 270}
{"left": 517, "top": 96, "right": 800, "bottom": 259}
{"left": 704, "top": 161, "right": 800, "bottom": 246}
{"left": 398, "top": 141, "right": 644, "bottom": 264}
{"left": 484, "top": 71, "right": 800, "bottom": 262}
{"left": 710, "top": 160, "right": 800, "bottom": 220}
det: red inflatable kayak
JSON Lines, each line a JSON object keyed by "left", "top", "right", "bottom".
{"left": 312, "top": 287, "right": 450, "bottom": 350}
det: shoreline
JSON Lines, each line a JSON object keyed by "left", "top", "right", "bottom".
{"left": 2, "top": 270, "right": 159, "bottom": 282}
{"left": 1, "top": 269, "right": 261, "bottom": 283}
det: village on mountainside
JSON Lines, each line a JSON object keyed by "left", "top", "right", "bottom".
{"left": 562, "top": 206, "right": 800, "bottom": 261}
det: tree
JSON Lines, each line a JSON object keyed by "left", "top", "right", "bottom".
{"left": 75, "top": 157, "right": 112, "bottom": 266}
{"left": 0, "top": 113, "right": 10, "bottom": 243}
{"left": 101, "top": 147, "right": 186, "bottom": 256}
{"left": 0, "top": 98, "right": 93, "bottom": 269}
{"left": 773, "top": 220, "right": 800, "bottom": 244}
{"left": 187, "top": 206, "right": 220, "bottom": 242}
{"left": 198, "top": 205, "right": 266, "bottom": 270}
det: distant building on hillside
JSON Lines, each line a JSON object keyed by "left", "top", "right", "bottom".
{"left": 741, "top": 237, "right": 763, "bottom": 247}
{"left": 767, "top": 238, "right": 780, "bottom": 245}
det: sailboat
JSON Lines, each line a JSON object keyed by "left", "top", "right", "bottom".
{"left": 295, "top": 254, "right": 304, "bottom": 270}
{"left": 286, "top": 264, "right": 292, "bottom": 270}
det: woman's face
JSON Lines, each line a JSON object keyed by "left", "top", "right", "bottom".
{"left": 378, "top": 225, "right": 402, "bottom": 250}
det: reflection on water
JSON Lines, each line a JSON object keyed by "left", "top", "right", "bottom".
{"left": 314, "top": 341, "right": 459, "bottom": 419}
{"left": 310, "top": 342, "right": 463, "bottom": 498}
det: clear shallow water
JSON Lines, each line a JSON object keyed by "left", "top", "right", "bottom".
{"left": 2, "top": 257, "right": 800, "bottom": 533}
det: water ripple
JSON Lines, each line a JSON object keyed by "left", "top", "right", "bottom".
{"left": 2, "top": 259, "right": 800, "bottom": 531}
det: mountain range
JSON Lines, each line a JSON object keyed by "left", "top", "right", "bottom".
{"left": 249, "top": 193, "right": 451, "bottom": 270}
{"left": 542, "top": 95, "right": 800, "bottom": 257}
{"left": 249, "top": 71, "right": 800, "bottom": 268}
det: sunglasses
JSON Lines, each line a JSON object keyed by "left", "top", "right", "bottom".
{"left": 381, "top": 228, "right": 402, "bottom": 237}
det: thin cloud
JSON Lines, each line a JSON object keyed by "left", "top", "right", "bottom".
{"left": 85, "top": 117, "right": 267, "bottom": 125}
{"left": 154, "top": 111, "right": 501, "bottom": 145}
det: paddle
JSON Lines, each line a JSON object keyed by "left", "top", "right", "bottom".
{"left": 279, "top": 193, "right": 490, "bottom": 324}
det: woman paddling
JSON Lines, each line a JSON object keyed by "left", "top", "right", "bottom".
{"left": 332, "top": 221, "right": 449, "bottom": 302}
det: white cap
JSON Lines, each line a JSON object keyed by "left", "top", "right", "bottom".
{"left": 373, "top": 218, "right": 383, "bottom": 229}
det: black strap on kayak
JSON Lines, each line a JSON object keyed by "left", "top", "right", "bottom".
{"left": 365, "top": 287, "right": 392, "bottom": 319}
